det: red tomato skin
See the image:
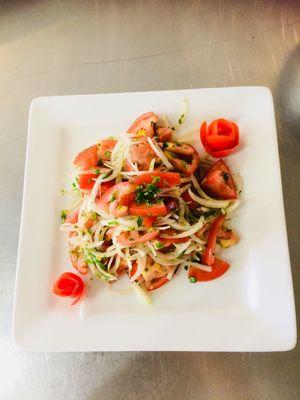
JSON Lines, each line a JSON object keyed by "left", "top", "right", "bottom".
{"left": 202, "top": 215, "right": 225, "bottom": 266}
{"left": 200, "top": 119, "right": 239, "bottom": 158}
{"left": 78, "top": 174, "right": 98, "bottom": 193}
{"left": 97, "top": 182, "right": 137, "bottom": 217}
{"left": 201, "top": 159, "right": 237, "bottom": 200}
{"left": 127, "top": 112, "right": 158, "bottom": 137}
{"left": 97, "top": 140, "right": 116, "bottom": 160}
{"left": 128, "top": 202, "right": 167, "bottom": 217}
{"left": 132, "top": 172, "right": 180, "bottom": 188}
{"left": 147, "top": 277, "right": 169, "bottom": 291}
{"left": 141, "top": 216, "right": 156, "bottom": 229}
{"left": 74, "top": 145, "right": 98, "bottom": 170}
{"left": 188, "top": 258, "right": 230, "bottom": 282}
{"left": 53, "top": 272, "right": 85, "bottom": 305}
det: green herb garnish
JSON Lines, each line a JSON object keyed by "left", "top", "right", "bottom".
{"left": 135, "top": 183, "right": 160, "bottom": 205}
{"left": 189, "top": 276, "right": 197, "bottom": 283}
{"left": 155, "top": 241, "right": 164, "bottom": 249}
{"left": 60, "top": 209, "right": 67, "bottom": 223}
{"left": 178, "top": 114, "right": 185, "bottom": 124}
{"left": 104, "top": 150, "right": 111, "bottom": 159}
{"left": 137, "top": 216, "right": 143, "bottom": 227}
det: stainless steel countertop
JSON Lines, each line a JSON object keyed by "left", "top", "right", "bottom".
{"left": 1, "top": 1, "right": 300, "bottom": 399}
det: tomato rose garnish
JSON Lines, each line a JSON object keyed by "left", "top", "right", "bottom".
{"left": 200, "top": 118, "right": 239, "bottom": 158}
{"left": 53, "top": 272, "right": 85, "bottom": 306}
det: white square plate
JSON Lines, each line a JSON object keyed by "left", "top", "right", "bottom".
{"left": 13, "top": 87, "right": 296, "bottom": 351}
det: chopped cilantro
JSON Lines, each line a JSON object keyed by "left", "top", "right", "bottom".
{"left": 155, "top": 241, "right": 164, "bottom": 249}
{"left": 135, "top": 183, "right": 160, "bottom": 205}
{"left": 109, "top": 194, "right": 116, "bottom": 203}
{"left": 94, "top": 169, "right": 101, "bottom": 175}
{"left": 104, "top": 150, "right": 111, "bottom": 158}
{"left": 107, "top": 220, "right": 118, "bottom": 226}
{"left": 60, "top": 209, "right": 67, "bottom": 223}
{"left": 178, "top": 114, "right": 185, "bottom": 124}
{"left": 137, "top": 216, "right": 143, "bottom": 227}
{"left": 189, "top": 276, "right": 197, "bottom": 283}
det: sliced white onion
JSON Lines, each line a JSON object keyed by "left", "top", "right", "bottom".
{"left": 147, "top": 137, "right": 174, "bottom": 170}
{"left": 160, "top": 216, "right": 204, "bottom": 239}
{"left": 130, "top": 256, "right": 146, "bottom": 282}
{"left": 184, "top": 261, "right": 212, "bottom": 272}
{"left": 191, "top": 174, "right": 210, "bottom": 200}
{"left": 226, "top": 199, "right": 240, "bottom": 215}
{"left": 188, "top": 189, "right": 229, "bottom": 209}
{"left": 149, "top": 158, "right": 156, "bottom": 171}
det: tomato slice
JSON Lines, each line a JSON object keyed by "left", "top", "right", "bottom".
{"left": 97, "top": 182, "right": 137, "bottom": 217}
{"left": 129, "top": 262, "right": 138, "bottom": 278}
{"left": 188, "top": 258, "right": 230, "bottom": 282}
{"left": 74, "top": 145, "right": 98, "bottom": 170}
{"left": 127, "top": 112, "right": 158, "bottom": 137}
{"left": 117, "top": 230, "right": 159, "bottom": 245}
{"left": 132, "top": 172, "right": 180, "bottom": 188}
{"left": 140, "top": 216, "right": 157, "bottom": 229}
{"left": 129, "top": 202, "right": 167, "bottom": 217}
{"left": 97, "top": 139, "right": 116, "bottom": 161}
{"left": 202, "top": 215, "right": 225, "bottom": 266}
{"left": 78, "top": 173, "right": 98, "bottom": 193}
{"left": 53, "top": 272, "right": 85, "bottom": 305}
{"left": 146, "top": 276, "right": 169, "bottom": 291}
{"left": 200, "top": 119, "right": 239, "bottom": 158}
{"left": 201, "top": 160, "right": 237, "bottom": 200}
{"left": 97, "top": 180, "right": 116, "bottom": 198}
{"left": 182, "top": 190, "right": 198, "bottom": 209}
{"left": 65, "top": 209, "right": 79, "bottom": 224}
{"left": 130, "top": 137, "right": 157, "bottom": 170}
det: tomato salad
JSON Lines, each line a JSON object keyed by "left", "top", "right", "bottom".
{"left": 54, "top": 111, "right": 241, "bottom": 305}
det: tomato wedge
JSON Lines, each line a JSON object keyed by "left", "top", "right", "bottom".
{"left": 127, "top": 112, "right": 158, "bottom": 137}
{"left": 188, "top": 258, "right": 230, "bottom": 282}
{"left": 146, "top": 276, "right": 169, "bottom": 291}
{"left": 202, "top": 215, "right": 225, "bottom": 266}
{"left": 78, "top": 173, "right": 97, "bottom": 193}
{"left": 117, "top": 230, "right": 159, "bottom": 245}
{"left": 97, "top": 182, "right": 137, "bottom": 217}
{"left": 129, "top": 202, "right": 167, "bottom": 217}
{"left": 65, "top": 209, "right": 79, "bottom": 224}
{"left": 53, "top": 272, "right": 85, "bottom": 305}
{"left": 74, "top": 144, "right": 98, "bottom": 170}
{"left": 200, "top": 119, "right": 239, "bottom": 158}
{"left": 139, "top": 216, "right": 156, "bottom": 229}
{"left": 97, "top": 139, "right": 116, "bottom": 161}
{"left": 201, "top": 159, "right": 237, "bottom": 200}
{"left": 130, "top": 137, "right": 157, "bottom": 170}
{"left": 132, "top": 172, "right": 180, "bottom": 188}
